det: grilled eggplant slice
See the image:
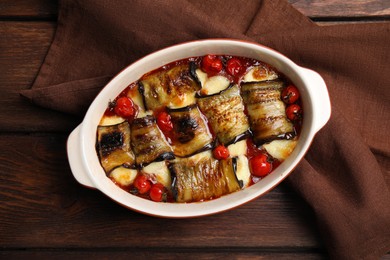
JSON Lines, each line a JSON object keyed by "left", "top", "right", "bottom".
{"left": 130, "top": 115, "right": 174, "bottom": 167}
{"left": 168, "top": 105, "right": 213, "bottom": 157}
{"left": 241, "top": 80, "right": 294, "bottom": 144}
{"left": 96, "top": 121, "right": 136, "bottom": 173}
{"left": 197, "top": 84, "right": 250, "bottom": 145}
{"left": 170, "top": 151, "right": 241, "bottom": 203}
{"left": 139, "top": 64, "right": 201, "bottom": 110}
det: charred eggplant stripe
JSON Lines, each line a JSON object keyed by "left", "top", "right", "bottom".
{"left": 132, "top": 115, "right": 155, "bottom": 127}
{"left": 137, "top": 81, "right": 148, "bottom": 111}
{"left": 224, "top": 130, "right": 251, "bottom": 146}
{"left": 255, "top": 132, "right": 296, "bottom": 145}
{"left": 166, "top": 103, "right": 197, "bottom": 112}
{"left": 168, "top": 162, "right": 178, "bottom": 201}
{"left": 231, "top": 157, "right": 244, "bottom": 189}
{"left": 189, "top": 61, "right": 201, "bottom": 86}
{"left": 137, "top": 152, "right": 175, "bottom": 168}
{"left": 241, "top": 79, "right": 284, "bottom": 85}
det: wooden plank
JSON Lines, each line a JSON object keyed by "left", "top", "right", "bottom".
{"left": 0, "top": 134, "right": 322, "bottom": 248}
{"left": 292, "top": 0, "right": 390, "bottom": 18}
{"left": 0, "top": 0, "right": 389, "bottom": 19}
{"left": 0, "top": 0, "right": 57, "bottom": 19}
{"left": 0, "top": 22, "right": 79, "bottom": 132}
{"left": 0, "top": 250, "right": 328, "bottom": 260}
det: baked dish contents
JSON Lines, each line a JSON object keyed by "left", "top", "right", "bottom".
{"left": 96, "top": 55, "right": 303, "bottom": 203}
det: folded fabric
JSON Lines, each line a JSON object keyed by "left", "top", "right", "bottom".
{"left": 21, "top": 0, "right": 390, "bottom": 258}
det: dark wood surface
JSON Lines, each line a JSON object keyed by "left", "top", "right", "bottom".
{"left": 1, "top": 1, "right": 389, "bottom": 259}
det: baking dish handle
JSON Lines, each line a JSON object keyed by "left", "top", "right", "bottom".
{"left": 67, "top": 125, "right": 96, "bottom": 189}
{"left": 300, "top": 67, "right": 331, "bottom": 132}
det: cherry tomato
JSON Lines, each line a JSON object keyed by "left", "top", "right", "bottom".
{"left": 213, "top": 145, "right": 230, "bottom": 160}
{"left": 157, "top": 111, "right": 173, "bottom": 132}
{"left": 201, "top": 55, "right": 223, "bottom": 75}
{"left": 149, "top": 183, "right": 165, "bottom": 202}
{"left": 226, "top": 58, "right": 244, "bottom": 77}
{"left": 114, "top": 96, "right": 137, "bottom": 119}
{"left": 249, "top": 154, "right": 272, "bottom": 177}
{"left": 133, "top": 175, "right": 152, "bottom": 194}
{"left": 281, "top": 85, "right": 300, "bottom": 104}
{"left": 286, "top": 104, "right": 302, "bottom": 122}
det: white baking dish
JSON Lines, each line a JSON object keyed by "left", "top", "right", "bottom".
{"left": 67, "top": 39, "right": 331, "bottom": 218}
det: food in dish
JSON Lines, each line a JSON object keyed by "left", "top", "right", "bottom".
{"left": 95, "top": 55, "right": 303, "bottom": 203}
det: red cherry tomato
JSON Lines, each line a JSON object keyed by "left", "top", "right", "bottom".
{"left": 286, "top": 104, "right": 302, "bottom": 121}
{"left": 226, "top": 58, "right": 244, "bottom": 77}
{"left": 281, "top": 85, "right": 300, "bottom": 104}
{"left": 133, "top": 175, "right": 152, "bottom": 194}
{"left": 157, "top": 111, "right": 173, "bottom": 132}
{"left": 249, "top": 154, "right": 271, "bottom": 177}
{"left": 201, "top": 55, "right": 223, "bottom": 75}
{"left": 114, "top": 96, "right": 137, "bottom": 119}
{"left": 213, "top": 145, "right": 230, "bottom": 160}
{"left": 149, "top": 183, "right": 165, "bottom": 202}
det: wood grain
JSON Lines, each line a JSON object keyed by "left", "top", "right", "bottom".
{"left": 0, "top": 250, "right": 328, "bottom": 260}
{"left": 0, "top": 0, "right": 57, "bottom": 19}
{"left": 0, "top": 0, "right": 389, "bottom": 19}
{"left": 0, "top": 134, "right": 322, "bottom": 248}
{"left": 292, "top": 0, "right": 390, "bottom": 18}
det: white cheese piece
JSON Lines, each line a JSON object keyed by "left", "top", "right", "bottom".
{"left": 99, "top": 115, "right": 125, "bottom": 126}
{"left": 110, "top": 167, "right": 138, "bottom": 186}
{"left": 227, "top": 140, "right": 247, "bottom": 157}
{"left": 243, "top": 65, "right": 279, "bottom": 82}
{"left": 235, "top": 155, "right": 251, "bottom": 188}
{"left": 262, "top": 139, "right": 298, "bottom": 161}
{"left": 195, "top": 69, "right": 208, "bottom": 86}
{"left": 196, "top": 69, "right": 230, "bottom": 96}
{"left": 142, "top": 161, "right": 171, "bottom": 188}
{"left": 203, "top": 75, "right": 230, "bottom": 95}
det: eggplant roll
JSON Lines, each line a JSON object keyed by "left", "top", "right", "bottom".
{"left": 139, "top": 64, "right": 201, "bottom": 110}
{"left": 170, "top": 152, "right": 241, "bottom": 203}
{"left": 197, "top": 84, "right": 250, "bottom": 145}
{"left": 96, "top": 121, "right": 136, "bottom": 173}
{"left": 241, "top": 80, "right": 294, "bottom": 144}
{"left": 130, "top": 115, "right": 174, "bottom": 167}
{"left": 168, "top": 105, "right": 213, "bottom": 157}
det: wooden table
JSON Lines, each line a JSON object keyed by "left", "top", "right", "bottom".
{"left": 1, "top": 1, "right": 389, "bottom": 259}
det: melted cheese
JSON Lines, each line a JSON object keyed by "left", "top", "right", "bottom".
{"left": 262, "top": 139, "right": 297, "bottom": 160}
{"left": 228, "top": 140, "right": 247, "bottom": 157}
{"left": 243, "top": 66, "right": 279, "bottom": 82}
{"left": 142, "top": 161, "right": 171, "bottom": 188}
{"left": 196, "top": 69, "right": 230, "bottom": 96}
{"left": 167, "top": 92, "right": 196, "bottom": 109}
{"left": 110, "top": 167, "right": 138, "bottom": 186}
{"left": 236, "top": 155, "right": 251, "bottom": 188}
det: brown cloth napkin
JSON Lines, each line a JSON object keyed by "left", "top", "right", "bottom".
{"left": 21, "top": 0, "right": 390, "bottom": 258}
